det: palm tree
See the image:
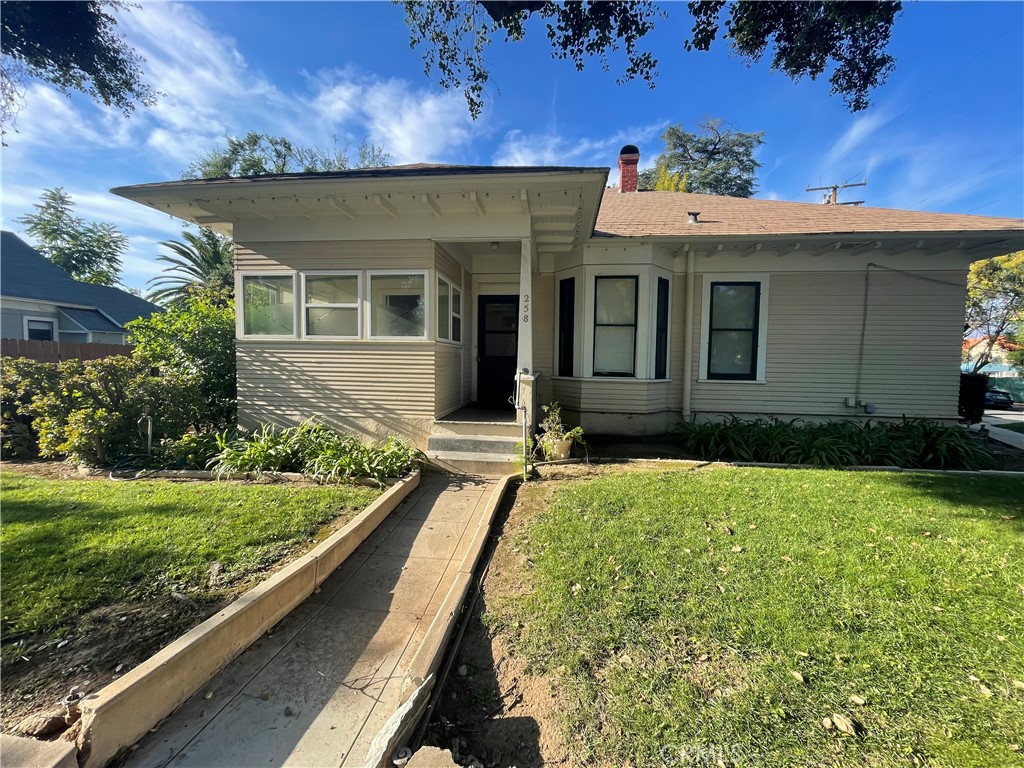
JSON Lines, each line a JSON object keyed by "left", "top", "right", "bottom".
{"left": 147, "top": 228, "right": 233, "bottom": 305}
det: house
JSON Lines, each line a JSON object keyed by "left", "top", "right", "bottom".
{"left": 1, "top": 231, "right": 160, "bottom": 345}
{"left": 111, "top": 148, "right": 1024, "bottom": 462}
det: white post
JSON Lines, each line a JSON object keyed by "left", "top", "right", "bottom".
{"left": 517, "top": 237, "right": 534, "bottom": 372}
{"left": 517, "top": 237, "right": 537, "bottom": 436}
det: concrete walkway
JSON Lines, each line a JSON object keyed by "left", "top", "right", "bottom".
{"left": 982, "top": 409, "right": 1024, "bottom": 451}
{"left": 126, "top": 473, "right": 501, "bottom": 768}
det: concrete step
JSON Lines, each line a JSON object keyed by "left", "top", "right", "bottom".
{"left": 431, "top": 419, "right": 521, "bottom": 438}
{"left": 427, "top": 451, "right": 522, "bottom": 476}
{"left": 426, "top": 434, "right": 521, "bottom": 454}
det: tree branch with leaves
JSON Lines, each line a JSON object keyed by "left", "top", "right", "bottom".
{"left": 400, "top": 0, "right": 901, "bottom": 119}
{"left": 963, "top": 251, "right": 1024, "bottom": 374}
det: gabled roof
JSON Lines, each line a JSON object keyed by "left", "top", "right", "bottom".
{"left": 0, "top": 231, "right": 160, "bottom": 326}
{"left": 595, "top": 190, "right": 1024, "bottom": 238}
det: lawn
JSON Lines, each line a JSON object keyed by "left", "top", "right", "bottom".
{"left": 997, "top": 422, "right": 1024, "bottom": 434}
{"left": 490, "top": 467, "right": 1024, "bottom": 767}
{"left": 1, "top": 474, "right": 379, "bottom": 637}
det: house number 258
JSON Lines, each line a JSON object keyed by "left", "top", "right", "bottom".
{"left": 522, "top": 294, "right": 530, "bottom": 323}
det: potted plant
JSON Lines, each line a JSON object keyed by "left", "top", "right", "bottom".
{"left": 536, "top": 401, "right": 584, "bottom": 461}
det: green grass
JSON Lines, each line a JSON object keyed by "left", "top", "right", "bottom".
{"left": 0, "top": 475, "right": 379, "bottom": 637}
{"left": 492, "top": 468, "right": 1024, "bottom": 767}
{"left": 997, "top": 422, "right": 1024, "bottom": 434}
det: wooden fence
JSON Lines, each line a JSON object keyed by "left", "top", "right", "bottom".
{"left": 1, "top": 338, "right": 133, "bottom": 362}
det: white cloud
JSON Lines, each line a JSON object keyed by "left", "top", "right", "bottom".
{"left": 493, "top": 122, "right": 666, "bottom": 170}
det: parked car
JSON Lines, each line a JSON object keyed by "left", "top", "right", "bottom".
{"left": 984, "top": 388, "right": 1015, "bottom": 410}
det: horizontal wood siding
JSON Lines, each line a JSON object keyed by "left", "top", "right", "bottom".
{"left": 435, "top": 245, "right": 463, "bottom": 281}
{"left": 237, "top": 341, "right": 436, "bottom": 445}
{"left": 235, "top": 240, "right": 434, "bottom": 271}
{"left": 691, "top": 270, "right": 967, "bottom": 419}
{"left": 532, "top": 274, "right": 555, "bottom": 404}
{"left": 551, "top": 378, "right": 675, "bottom": 413}
{"left": 435, "top": 343, "right": 465, "bottom": 417}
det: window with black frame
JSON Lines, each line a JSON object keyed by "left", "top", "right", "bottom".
{"left": 593, "top": 275, "right": 638, "bottom": 376}
{"left": 707, "top": 281, "right": 760, "bottom": 380}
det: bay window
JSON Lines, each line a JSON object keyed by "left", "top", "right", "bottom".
{"left": 593, "top": 276, "right": 638, "bottom": 376}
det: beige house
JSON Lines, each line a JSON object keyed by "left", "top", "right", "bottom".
{"left": 113, "top": 149, "right": 1024, "bottom": 466}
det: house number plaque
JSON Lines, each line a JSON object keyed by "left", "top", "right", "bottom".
{"left": 522, "top": 294, "right": 530, "bottom": 323}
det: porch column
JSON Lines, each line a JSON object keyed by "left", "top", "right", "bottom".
{"left": 517, "top": 237, "right": 538, "bottom": 433}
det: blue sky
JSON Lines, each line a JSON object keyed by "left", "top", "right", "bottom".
{"left": 2, "top": 1, "right": 1022, "bottom": 292}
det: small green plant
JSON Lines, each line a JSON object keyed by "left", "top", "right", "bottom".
{"left": 536, "top": 401, "right": 585, "bottom": 461}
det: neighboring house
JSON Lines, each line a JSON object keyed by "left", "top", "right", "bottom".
{"left": 0, "top": 231, "right": 159, "bottom": 345}
{"left": 112, "top": 148, "right": 1024, "bottom": 453}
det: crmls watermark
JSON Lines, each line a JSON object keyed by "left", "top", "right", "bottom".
{"left": 660, "top": 742, "right": 755, "bottom": 766}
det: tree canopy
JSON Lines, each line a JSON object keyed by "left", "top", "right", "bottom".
{"left": 638, "top": 119, "right": 764, "bottom": 197}
{"left": 0, "top": 1, "right": 155, "bottom": 135}
{"left": 186, "top": 133, "right": 393, "bottom": 179}
{"left": 401, "top": 1, "right": 902, "bottom": 119}
{"left": 963, "top": 251, "right": 1024, "bottom": 374}
{"left": 17, "top": 187, "right": 127, "bottom": 286}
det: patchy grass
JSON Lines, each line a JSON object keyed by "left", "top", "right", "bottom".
{"left": 1, "top": 474, "right": 379, "bottom": 638}
{"left": 490, "top": 467, "right": 1024, "bottom": 767}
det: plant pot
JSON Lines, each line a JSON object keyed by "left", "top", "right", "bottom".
{"left": 545, "top": 438, "right": 573, "bottom": 461}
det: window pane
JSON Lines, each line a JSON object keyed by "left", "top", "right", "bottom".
{"left": 484, "top": 332, "right": 516, "bottom": 357}
{"left": 370, "top": 274, "right": 424, "bottom": 337}
{"left": 595, "top": 277, "right": 636, "bottom": 324}
{"left": 306, "top": 275, "right": 357, "bottom": 305}
{"left": 27, "top": 320, "right": 54, "bottom": 341}
{"left": 594, "top": 326, "right": 635, "bottom": 375}
{"left": 711, "top": 284, "right": 757, "bottom": 329}
{"left": 243, "top": 276, "right": 294, "bottom": 335}
{"left": 452, "top": 286, "right": 461, "bottom": 316}
{"left": 437, "top": 278, "right": 450, "bottom": 341}
{"left": 452, "top": 316, "right": 462, "bottom": 343}
{"left": 484, "top": 301, "right": 517, "bottom": 331}
{"left": 709, "top": 330, "right": 754, "bottom": 375}
{"left": 655, "top": 277, "right": 669, "bottom": 379}
{"left": 307, "top": 307, "right": 358, "bottom": 336}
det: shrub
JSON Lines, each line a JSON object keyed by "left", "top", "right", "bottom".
{"left": 157, "top": 430, "right": 226, "bottom": 470}
{"left": 1, "top": 357, "right": 60, "bottom": 458}
{"left": 127, "top": 287, "right": 236, "bottom": 428}
{"left": 28, "top": 356, "right": 202, "bottom": 466}
{"left": 674, "top": 417, "right": 994, "bottom": 471}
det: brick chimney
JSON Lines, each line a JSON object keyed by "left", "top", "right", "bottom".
{"left": 617, "top": 144, "right": 640, "bottom": 193}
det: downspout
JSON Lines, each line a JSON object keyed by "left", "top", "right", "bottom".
{"left": 681, "top": 249, "right": 696, "bottom": 420}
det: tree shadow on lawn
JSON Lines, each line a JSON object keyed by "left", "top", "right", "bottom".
{"left": 879, "top": 472, "right": 1024, "bottom": 534}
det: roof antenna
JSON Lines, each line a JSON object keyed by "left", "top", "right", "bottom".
{"left": 806, "top": 181, "right": 868, "bottom": 206}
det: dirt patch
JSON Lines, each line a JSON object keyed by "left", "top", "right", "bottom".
{"left": 1, "top": 459, "right": 96, "bottom": 481}
{"left": 1, "top": 596, "right": 224, "bottom": 729}
{"left": 421, "top": 466, "right": 627, "bottom": 768}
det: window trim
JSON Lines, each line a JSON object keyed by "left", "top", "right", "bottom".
{"left": 301, "top": 271, "right": 361, "bottom": 340}
{"left": 592, "top": 274, "right": 639, "bottom": 378}
{"left": 436, "top": 273, "right": 462, "bottom": 345}
{"left": 698, "top": 273, "right": 770, "bottom": 383}
{"left": 23, "top": 316, "right": 56, "bottom": 342}
{"left": 239, "top": 272, "right": 299, "bottom": 339}
{"left": 367, "top": 269, "right": 429, "bottom": 341}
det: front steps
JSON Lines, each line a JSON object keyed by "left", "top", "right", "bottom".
{"left": 426, "top": 433, "right": 522, "bottom": 475}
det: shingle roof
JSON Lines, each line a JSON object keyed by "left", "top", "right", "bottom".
{"left": 1, "top": 231, "right": 160, "bottom": 326}
{"left": 594, "top": 190, "right": 1024, "bottom": 238}
{"left": 59, "top": 307, "right": 123, "bottom": 333}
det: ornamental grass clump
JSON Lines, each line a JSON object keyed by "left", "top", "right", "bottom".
{"left": 674, "top": 417, "right": 993, "bottom": 471}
